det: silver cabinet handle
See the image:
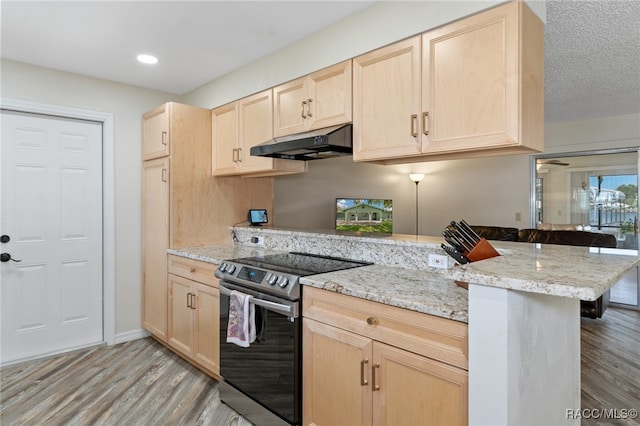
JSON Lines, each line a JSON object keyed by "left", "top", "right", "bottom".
{"left": 423, "top": 111, "right": 429, "bottom": 135}
{"left": 411, "top": 114, "right": 418, "bottom": 137}
{"left": 306, "top": 98, "right": 313, "bottom": 117}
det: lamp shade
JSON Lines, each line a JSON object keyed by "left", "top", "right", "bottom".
{"left": 409, "top": 173, "right": 425, "bottom": 183}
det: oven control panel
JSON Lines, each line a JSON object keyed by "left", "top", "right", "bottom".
{"left": 214, "top": 261, "right": 299, "bottom": 300}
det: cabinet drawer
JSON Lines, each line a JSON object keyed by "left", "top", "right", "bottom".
{"left": 303, "top": 286, "right": 468, "bottom": 370}
{"left": 168, "top": 254, "right": 218, "bottom": 287}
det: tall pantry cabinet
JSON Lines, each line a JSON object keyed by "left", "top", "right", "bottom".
{"left": 142, "top": 102, "right": 213, "bottom": 341}
{"left": 142, "top": 102, "right": 274, "bottom": 372}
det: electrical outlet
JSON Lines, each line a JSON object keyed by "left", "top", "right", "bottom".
{"left": 515, "top": 212, "right": 522, "bottom": 222}
{"left": 250, "top": 236, "right": 265, "bottom": 245}
{"left": 428, "top": 253, "right": 448, "bottom": 269}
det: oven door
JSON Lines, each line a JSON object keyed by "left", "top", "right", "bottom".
{"left": 219, "top": 280, "right": 301, "bottom": 426}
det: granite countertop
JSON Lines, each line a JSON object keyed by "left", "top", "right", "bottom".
{"left": 300, "top": 264, "right": 468, "bottom": 323}
{"left": 168, "top": 227, "right": 640, "bottom": 324}
{"left": 167, "top": 244, "right": 287, "bottom": 264}
{"left": 168, "top": 244, "right": 469, "bottom": 323}
{"left": 448, "top": 241, "right": 640, "bottom": 301}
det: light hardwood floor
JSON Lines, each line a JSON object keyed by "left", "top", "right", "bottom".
{"left": 2, "top": 308, "right": 638, "bottom": 425}
{"left": 0, "top": 338, "right": 251, "bottom": 426}
{"left": 581, "top": 307, "right": 640, "bottom": 426}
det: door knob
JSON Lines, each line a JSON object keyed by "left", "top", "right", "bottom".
{"left": 1, "top": 253, "right": 22, "bottom": 262}
{"left": 0, "top": 235, "right": 9, "bottom": 243}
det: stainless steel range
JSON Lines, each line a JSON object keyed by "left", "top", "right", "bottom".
{"left": 215, "top": 251, "right": 371, "bottom": 426}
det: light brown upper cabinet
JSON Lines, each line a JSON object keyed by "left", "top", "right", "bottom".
{"left": 273, "top": 60, "right": 352, "bottom": 137}
{"left": 212, "top": 90, "right": 306, "bottom": 177}
{"left": 353, "top": 37, "right": 422, "bottom": 161}
{"left": 353, "top": 1, "right": 543, "bottom": 163}
{"left": 142, "top": 103, "right": 170, "bottom": 160}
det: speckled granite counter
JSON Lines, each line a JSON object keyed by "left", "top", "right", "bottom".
{"left": 169, "top": 227, "right": 639, "bottom": 324}
{"left": 167, "top": 244, "right": 286, "bottom": 264}
{"left": 449, "top": 241, "right": 639, "bottom": 301}
{"left": 300, "top": 264, "right": 469, "bottom": 322}
{"left": 231, "top": 226, "right": 640, "bottom": 302}
{"left": 168, "top": 243, "right": 468, "bottom": 322}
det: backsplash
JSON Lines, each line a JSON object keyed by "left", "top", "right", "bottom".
{"left": 233, "top": 226, "right": 454, "bottom": 270}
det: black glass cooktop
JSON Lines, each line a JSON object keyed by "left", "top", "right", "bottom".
{"left": 229, "top": 252, "right": 372, "bottom": 277}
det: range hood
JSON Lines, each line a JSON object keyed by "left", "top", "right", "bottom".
{"left": 250, "top": 124, "right": 352, "bottom": 161}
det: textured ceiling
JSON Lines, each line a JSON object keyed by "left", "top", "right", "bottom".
{"left": 1, "top": 1, "right": 639, "bottom": 124}
{"left": 544, "top": 0, "right": 640, "bottom": 122}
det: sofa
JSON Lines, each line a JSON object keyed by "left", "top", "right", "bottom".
{"left": 471, "top": 225, "right": 618, "bottom": 319}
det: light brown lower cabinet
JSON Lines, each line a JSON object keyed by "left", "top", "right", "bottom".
{"left": 302, "top": 287, "right": 468, "bottom": 425}
{"left": 167, "top": 255, "right": 220, "bottom": 377}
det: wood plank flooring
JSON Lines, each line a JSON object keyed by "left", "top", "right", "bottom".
{"left": 1, "top": 307, "right": 638, "bottom": 425}
{"left": 581, "top": 307, "right": 640, "bottom": 426}
{"left": 0, "top": 338, "right": 251, "bottom": 426}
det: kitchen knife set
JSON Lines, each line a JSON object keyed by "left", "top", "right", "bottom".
{"left": 441, "top": 220, "right": 500, "bottom": 265}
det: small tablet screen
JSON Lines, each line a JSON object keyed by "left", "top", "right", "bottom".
{"left": 248, "top": 209, "right": 268, "bottom": 225}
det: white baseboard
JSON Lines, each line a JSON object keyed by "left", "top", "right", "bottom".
{"left": 112, "top": 329, "right": 150, "bottom": 345}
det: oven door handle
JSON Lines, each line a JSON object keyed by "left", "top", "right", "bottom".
{"left": 219, "top": 284, "right": 294, "bottom": 316}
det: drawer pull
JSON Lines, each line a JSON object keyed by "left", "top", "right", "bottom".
{"left": 189, "top": 267, "right": 196, "bottom": 273}
{"left": 372, "top": 363, "right": 380, "bottom": 391}
{"left": 360, "top": 359, "right": 369, "bottom": 386}
{"left": 366, "top": 316, "right": 378, "bottom": 325}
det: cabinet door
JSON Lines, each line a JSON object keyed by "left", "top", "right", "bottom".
{"left": 422, "top": 1, "right": 519, "bottom": 154}
{"left": 168, "top": 274, "right": 194, "bottom": 357}
{"left": 211, "top": 102, "right": 239, "bottom": 176}
{"left": 353, "top": 36, "right": 422, "bottom": 162}
{"left": 193, "top": 281, "right": 220, "bottom": 376}
{"left": 238, "top": 89, "right": 276, "bottom": 173}
{"left": 143, "top": 104, "right": 170, "bottom": 160}
{"left": 307, "top": 60, "right": 352, "bottom": 131}
{"left": 373, "top": 342, "right": 468, "bottom": 426}
{"left": 273, "top": 76, "right": 308, "bottom": 137}
{"left": 142, "top": 157, "right": 169, "bottom": 341}
{"left": 303, "top": 318, "right": 373, "bottom": 426}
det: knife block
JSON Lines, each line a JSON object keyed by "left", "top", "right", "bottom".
{"left": 455, "top": 238, "right": 500, "bottom": 290}
{"left": 464, "top": 238, "right": 500, "bottom": 262}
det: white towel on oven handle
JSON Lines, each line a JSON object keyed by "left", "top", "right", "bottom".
{"left": 226, "top": 290, "right": 256, "bottom": 347}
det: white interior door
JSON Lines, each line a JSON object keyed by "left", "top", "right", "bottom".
{"left": 1, "top": 110, "right": 103, "bottom": 365}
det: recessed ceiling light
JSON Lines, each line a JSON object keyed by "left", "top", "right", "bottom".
{"left": 137, "top": 54, "right": 158, "bottom": 65}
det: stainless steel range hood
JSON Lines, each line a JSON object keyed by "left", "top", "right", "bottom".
{"left": 250, "top": 124, "right": 352, "bottom": 161}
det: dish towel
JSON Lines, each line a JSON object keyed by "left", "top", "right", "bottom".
{"left": 226, "top": 290, "right": 256, "bottom": 347}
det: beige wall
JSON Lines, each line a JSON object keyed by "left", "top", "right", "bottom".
{"left": 273, "top": 114, "right": 640, "bottom": 236}
{"left": 1, "top": 58, "right": 178, "bottom": 336}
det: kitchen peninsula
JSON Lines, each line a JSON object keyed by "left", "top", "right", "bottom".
{"left": 170, "top": 226, "right": 639, "bottom": 425}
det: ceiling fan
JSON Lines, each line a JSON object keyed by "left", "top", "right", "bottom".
{"left": 536, "top": 159, "right": 570, "bottom": 166}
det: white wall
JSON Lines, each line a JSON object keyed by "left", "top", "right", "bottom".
{"left": 1, "top": 59, "right": 178, "bottom": 336}
{"left": 545, "top": 113, "right": 640, "bottom": 153}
